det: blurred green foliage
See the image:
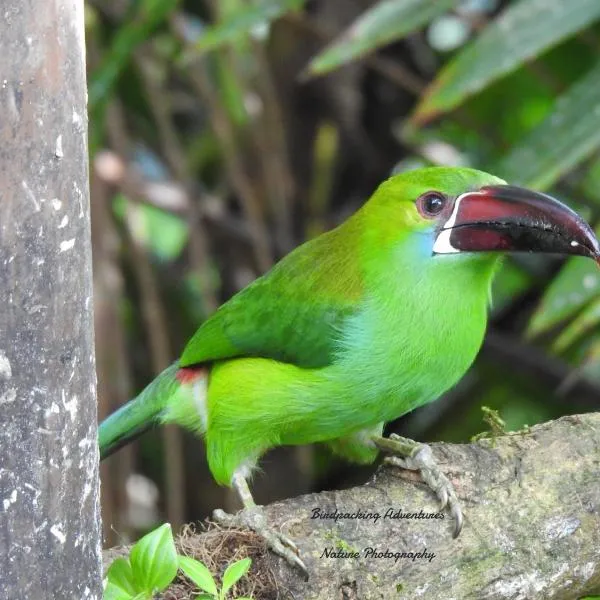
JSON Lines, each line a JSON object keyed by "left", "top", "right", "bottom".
{"left": 92, "top": 0, "right": 600, "bottom": 541}
{"left": 305, "top": 0, "right": 461, "bottom": 77}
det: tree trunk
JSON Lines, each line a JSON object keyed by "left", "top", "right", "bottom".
{"left": 0, "top": 0, "right": 102, "bottom": 597}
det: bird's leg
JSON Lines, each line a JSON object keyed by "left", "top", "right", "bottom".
{"left": 372, "top": 434, "right": 463, "bottom": 537}
{"left": 212, "top": 470, "right": 308, "bottom": 577}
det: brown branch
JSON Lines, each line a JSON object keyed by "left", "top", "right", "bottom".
{"left": 105, "top": 413, "right": 600, "bottom": 599}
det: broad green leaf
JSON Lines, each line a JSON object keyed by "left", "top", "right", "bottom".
{"left": 552, "top": 296, "right": 600, "bottom": 352}
{"left": 138, "top": 203, "right": 188, "bottom": 262}
{"left": 102, "top": 585, "right": 148, "bottom": 600}
{"left": 103, "top": 582, "right": 134, "bottom": 600}
{"left": 105, "top": 558, "right": 138, "bottom": 597}
{"left": 129, "top": 523, "right": 178, "bottom": 594}
{"left": 413, "top": 0, "right": 600, "bottom": 123}
{"left": 221, "top": 557, "right": 251, "bottom": 597}
{"left": 178, "top": 556, "right": 218, "bottom": 597}
{"left": 494, "top": 63, "right": 600, "bottom": 189}
{"left": 527, "top": 254, "right": 600, "bottom": 337}
{"left": 195, "top": 0, "right": 305, "bottom": 54}
{"left": 306, "top": 0, "right": 460, "bottom": 77}
{"left": 114, "top": 195, "right": 189, "bottom": 261}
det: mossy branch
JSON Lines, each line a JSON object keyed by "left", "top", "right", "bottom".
{"left": 105, "top": 413, "right": 600, "bottom": 599}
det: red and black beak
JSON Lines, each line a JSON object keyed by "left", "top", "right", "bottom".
{"left": 433, "top": 185, "right": 600, "bottom": 264}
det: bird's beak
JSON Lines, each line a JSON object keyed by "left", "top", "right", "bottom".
{"left": 432, "top": 184, "right": 600, "bottom": 264}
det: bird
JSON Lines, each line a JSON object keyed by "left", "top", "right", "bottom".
{"left": 99, "top": 167, "right": 600, "bottom": 574}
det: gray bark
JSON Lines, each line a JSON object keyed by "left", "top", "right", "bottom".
{"left": 0, "top": 1, "right": 102, "bottom": 598}
{"left": 105, "top": 413, "right": 600, "bottom": 599}
{"left": 268, "top": 414, "right": 600, "bottom": 599}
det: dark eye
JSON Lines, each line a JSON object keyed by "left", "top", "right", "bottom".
{"left": 417, "top": 192, "right": 447, "bottom": 218}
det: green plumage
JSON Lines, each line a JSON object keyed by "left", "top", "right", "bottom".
{"left": 99, "top": 363, "right": 180, "bottom": 458}
{"left": 180, "top": 217, "right": 363, "bottom": 369}
{"left": 99, "top": 167, "right": 505, "bottom": 483}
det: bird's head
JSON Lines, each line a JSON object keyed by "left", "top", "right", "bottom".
{"left": 367, "top": 167, "right": 600, "bottom": 266}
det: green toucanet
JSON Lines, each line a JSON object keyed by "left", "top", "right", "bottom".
{"left": 99, "top": 167, "right": 600, "bottom": 573}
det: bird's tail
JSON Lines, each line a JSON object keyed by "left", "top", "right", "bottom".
{"left": 99, "top": 362, "right": 207, "bottom": 460}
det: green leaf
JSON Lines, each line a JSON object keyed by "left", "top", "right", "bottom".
{"left": 138, "top": 204, "right": 189, "bottom": 261}
{"left": 413, "top": 0, "right": 600, "bottom": 123}
{"left": 129, "top": 523, "right": 178, "bottom": 594}
{"left": 306, "top": 0, "right": 460, "bottom": 77}
{"left": 196, "top": 595, "right": 217, "bottom": 600}
{"left": 214, "top": 53, "right": 249, "bottom": 128}
{"left": 221, "top": 557, "right": 251, "bottom": 598}
{"left": 494, "top": 63, "right": 600, "bottom": 189}
{"left": 552, "top": 296, "right": 600, "bottom": 352}
{"left": 105, "top": 557, "right": 139, "bottom": 597}
{"left": 114, "top": 195, "right": 189, "bottom": 261}
{"left": 102, "top": 585, "right": 149, "bottom": 600}
{"left": 103, "top": 581, "right": 135, "bottom": 600}
{"left": 195, "top": 0, "right": 305, "bottom": 54}
{"left": 528, "top": 254, "right": 600, "bottom": 337}
{"left": 179, "top": 556, "right": 218, "bottom": 597}
{"left": 89, "top": 0, "right": 180, "bottom": 111}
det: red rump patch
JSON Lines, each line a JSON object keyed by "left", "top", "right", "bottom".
{"left": 176, "top": 365, "right": 207, "bottom": 384}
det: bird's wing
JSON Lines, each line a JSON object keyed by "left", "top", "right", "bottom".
{"left": 179, "top": 225, "right": 363, "bottom": 368}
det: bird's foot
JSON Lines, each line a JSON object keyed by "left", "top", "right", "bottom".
{"left": 373, "top": 434, "right": 463, "bottom": 537}
{"left": 212, "top": 506, "right": 308, "bottom": 578}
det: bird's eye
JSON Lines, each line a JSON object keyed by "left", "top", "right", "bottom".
{"left": 417, "top": 192, "right": 447, "bottom": 219}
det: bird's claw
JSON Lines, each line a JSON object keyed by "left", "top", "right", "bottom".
{"left": 378, "top": 437, "right": 463, "bottom": 537}
{"left": 438, "top": 486, "right": 449, "bottom": 511}
{"left": 212, "top": 507, "right": 308, "bottom": 578}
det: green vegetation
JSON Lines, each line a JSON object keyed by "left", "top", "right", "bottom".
{"left": 104, "top": 523, "right": 253, "bottom": 599}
